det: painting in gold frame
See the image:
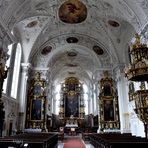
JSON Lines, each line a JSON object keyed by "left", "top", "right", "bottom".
{"left": 31, "top": 99, "right": 42, "bottom": 121}
{"left": 103, "top": 100, "right": 114, "bottom": 121}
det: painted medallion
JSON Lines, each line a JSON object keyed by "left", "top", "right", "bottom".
{"left": 59, "top": 0, "right": 87, "bottom": 23}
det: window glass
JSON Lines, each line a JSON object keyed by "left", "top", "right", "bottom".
{"left": 55, "top": 84, "right": 61, "bottom": 115}
{"left": 83, "top": 84, "right": 88, "bottom": 115}
{"left": 11, "top": 43, "right": 22, "bottom": 98}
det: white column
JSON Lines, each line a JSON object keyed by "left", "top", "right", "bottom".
{"left": 94, "top": 82, "right": 99, "bottom": 115}
{"left": 45, "top": 70, "right": 51, "bottom": 116}
{"left": 116, "top": 67, "right": 130, "bottom": 133}
{"left": 92, "top": 95, "right": 95, "bottom": 114}
{"left": 53, "top": 98, "right": 56, "bottom": 114}
{"left": 89, "top": 91, "right": 93, "bottom": 114}
{"left": 87, "top": 98, "right": 91, "bottom": 114}
{"left": 18, "top": 63, "right": 31, "bottom": 130}
{"left": 89, "top": 83, "right": 94, "bottom": 114}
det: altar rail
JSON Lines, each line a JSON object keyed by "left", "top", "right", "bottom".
{"left": 0, "top": 132, "right": 58, "bottom": 148}
{"left": 85, "top": 133, "right": 148, "bottom": 148}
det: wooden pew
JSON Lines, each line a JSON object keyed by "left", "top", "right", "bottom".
{"left": 0, "top": 132, "right": 58, "bottom": 148}
{"left": 87, "top": 133, "right": 148, "bottom": 148}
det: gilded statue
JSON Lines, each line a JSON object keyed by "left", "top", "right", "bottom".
{"left": 132, "top": 33, "right": 147, "bottom": 49}
{"left": 0, "top": 63, "right": 9, "bottom": 97}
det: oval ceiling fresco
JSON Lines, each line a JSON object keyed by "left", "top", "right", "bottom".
{"left": 93, "top": 45, "right": 104, "bottom": 55}
{"left": 41, "top": 46, "right": 52, "bottom": 55}
{"left": 66, "top": 37, "right": 79, "bottom": 43}
{"left": 59, "top": 0, "right": 87, "bottom": 24}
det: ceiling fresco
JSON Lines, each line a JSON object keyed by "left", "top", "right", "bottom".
{"left": 59, "top": 0, "right": 87, "bottom": 23}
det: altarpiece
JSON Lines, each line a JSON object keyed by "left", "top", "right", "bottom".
{"left": 59, "top": 77, "right": 85, "bottom": 127}
{"left": 25, "top": 72, "right": 46, "bottom": 129}
{"left": 99, "top": 71, "right": 120, "bottom": 131}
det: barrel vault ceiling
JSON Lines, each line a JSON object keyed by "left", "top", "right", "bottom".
{"left": 1, "top": 0, "right": 148, "bottom": 85}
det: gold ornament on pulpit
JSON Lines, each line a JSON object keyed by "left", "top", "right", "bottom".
{"left": 125, "top": 33, "right": 148, "bottom": 138}
{"left": 125, "top": 33, "right": 148, "bottom": 81}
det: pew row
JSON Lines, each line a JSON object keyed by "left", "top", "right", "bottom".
{"left": 84, "top": 133, "right": 148, "bottom": 148}
{"left": 0, "top": 132, "right": 58, "bottom": 148}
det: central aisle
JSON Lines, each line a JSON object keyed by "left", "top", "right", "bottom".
{"left": 63, "top": 138, "right": 86, "bottom": 148}
{"left": 58, "top": 134, "right": 94, "bottom": 148}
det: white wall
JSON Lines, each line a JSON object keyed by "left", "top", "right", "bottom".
{"left": 129, "top": 101, "right": 145, "bottom": 137}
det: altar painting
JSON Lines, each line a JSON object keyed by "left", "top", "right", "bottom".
{"left": 31, "top": 99, "right": 42, "bottom": 120}
{"left": 65, "top": 91, "right": 79, "bottom": 117}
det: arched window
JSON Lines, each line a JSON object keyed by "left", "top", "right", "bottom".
{"left": 83, "top": 84, "right": 88, "bottom": 115}
{"left": 11, "top": 43, "right": 22, "bottom": 98}
{"left": 55, "top": 84, "right": 61, "bottom": 115}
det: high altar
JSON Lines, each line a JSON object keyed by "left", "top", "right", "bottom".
{"left": 59, "top": 77, "right": 85, "bottom": 129}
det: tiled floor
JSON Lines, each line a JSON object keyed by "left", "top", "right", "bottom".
{"left": 57, "top": 134, "right": 94, "bottom": 148}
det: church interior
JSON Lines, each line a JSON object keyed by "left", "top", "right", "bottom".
{"left": 0, "top": 0, "right": 148, "bottom": 147}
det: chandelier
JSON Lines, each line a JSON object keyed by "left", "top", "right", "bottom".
{"left": 125, "top": 33, "right": 148, "bottom": 138}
